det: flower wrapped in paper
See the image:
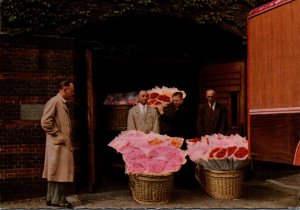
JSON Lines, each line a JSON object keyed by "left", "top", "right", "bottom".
{"left": 147, "top": 86, "right": 186, "bottom": 107}
{"left": 186, "top": 134, "right": 250, "bottom": 171}
{"left": 108, "top": 130, "right": 187, "bottom": 174}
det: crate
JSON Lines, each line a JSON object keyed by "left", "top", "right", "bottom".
{"left": 129, "top": 173, "right": 174, "bottom": 204}
{"left": 195, "top": 163, "right": 244, "bottom": 199}
{"left": 103, "top": 104, "right": 132, "bottom": 131}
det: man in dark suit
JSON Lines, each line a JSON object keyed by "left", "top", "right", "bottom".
{"left": 196, "top": 89, "right": 228, "bottom": 137}
{"left": 158, "top": 91, "right": 197, "bottom": 189}
{"left": 157, "top": 91, "right": 194, "bottom": 140}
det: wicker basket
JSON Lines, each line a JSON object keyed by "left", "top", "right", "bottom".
{"left": 103, "top": 104, "right": 132, "bottom": 131}
{"left": 195, "top": 163, "right": 244, "bottom": 199}
{"left": 129, "top": 173, "right": 174, "bottom": 204}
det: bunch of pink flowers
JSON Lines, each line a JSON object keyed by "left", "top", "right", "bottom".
{"left": 108, "top": 130, "right": 187, "bottom": 174}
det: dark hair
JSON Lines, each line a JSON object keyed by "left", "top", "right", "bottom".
{"left": 172, "top": 91, "right": 183, "bottom": 98}
{"left": 137, "top": 87, "right": 149, "bottom": 94}
{"left": 59, "top": 80, "right": 73, "bottom": 90}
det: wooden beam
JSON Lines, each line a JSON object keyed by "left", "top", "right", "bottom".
{"left": 86, "top": 49, "right": 96, "bottom": 192}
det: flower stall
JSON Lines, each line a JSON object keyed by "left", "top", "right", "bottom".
{"left": 108, "top": 130, "right": 186, "bottom": 204}
{"left": 186, "top": 134, "right": 250, "bottom": 199}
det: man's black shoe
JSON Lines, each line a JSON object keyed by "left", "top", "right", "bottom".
{"left": 46, "top": 201, "right": 51, "bottom": 206}
{"left": 51, "top": 202, "right": 73, "bottom": 209}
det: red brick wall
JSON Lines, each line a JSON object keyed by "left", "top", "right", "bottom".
{"left": 0, "top": 34, "right": 87, "bottom": 201}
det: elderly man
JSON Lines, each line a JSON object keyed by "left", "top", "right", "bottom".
{"left": 196, "top": 89, "right": 228, "bottom": 137}
{"left": 41, "top": 80, "right": 74, "bottom": 208}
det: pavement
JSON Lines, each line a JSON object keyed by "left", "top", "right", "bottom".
{"left": 1, "top": 161, "right": 300, "bottom": 209}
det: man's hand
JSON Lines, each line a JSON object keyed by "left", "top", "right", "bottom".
{"left": 157, "top": 104, "right": 164, "bottom": 115}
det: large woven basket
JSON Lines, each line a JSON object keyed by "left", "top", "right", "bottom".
{"left": 103, "top": 104, "right": 132, "bottom": 131}
{"left": 195, "top": 163, "right": 244, "bottom": 199}
{"left": 129, "top": 173, "right": 174, "bottom": 204}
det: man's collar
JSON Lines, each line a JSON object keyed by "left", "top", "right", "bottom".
{"left": 139, "top": 103, "right": 146, "bottom": 107}
{"left": 208, "top": 101, "right": 216, "bottom": 107}
{"left": 57, "top": 93, "right": 67, "bottom": 103}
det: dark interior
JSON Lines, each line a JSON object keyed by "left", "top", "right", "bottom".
{"left": 72, "top": 14, "right": 247, "bottom": 190}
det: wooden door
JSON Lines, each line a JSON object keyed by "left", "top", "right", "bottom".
{"left": 198, "top": 61, "right": 246, "bottom": 136}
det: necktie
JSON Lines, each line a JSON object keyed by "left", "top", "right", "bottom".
{"left": 142, "top": 106, "right": 146, "bottom": 116}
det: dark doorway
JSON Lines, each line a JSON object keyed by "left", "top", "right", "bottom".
{"left": 73, "top": 14, "right": 246, "bottom": 190}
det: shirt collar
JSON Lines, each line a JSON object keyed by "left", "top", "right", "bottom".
{"left": 209, "top": 102, "right": 216, "bottom": 109}
{"left": 139, "top": 103, "right": 146, "bottom": 108}
{"left": 57, "top": 93, "right": 67, "bottom": 103}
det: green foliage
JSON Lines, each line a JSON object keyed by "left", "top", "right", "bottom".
{"left": 1, "top": 0, "right": 263, "bottom": 35}
{"left": 2, "top": 0, "right": 63, "bottom": 33}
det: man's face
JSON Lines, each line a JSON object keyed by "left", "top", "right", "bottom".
{"left": 63, "top": 83, "right": 74, "bottom": 100}
{"left": 206, "top": 90, "right": 216, "bottom": 104}
{"left": 172, "top": 95, "right": 183, "bottom": 108}
{"left": 138, "top": 90, "right": 149, "bottom": 105}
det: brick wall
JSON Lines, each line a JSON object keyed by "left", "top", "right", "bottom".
{"left": 0, "top": 34, "right": 87, "bottom": 201}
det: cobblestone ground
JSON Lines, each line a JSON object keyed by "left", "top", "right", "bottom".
{"left": 1, "top": 162, "right": 300, "bottom": 209}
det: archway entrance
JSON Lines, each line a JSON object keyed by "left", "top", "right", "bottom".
{"left": 80, "top": 15, "right": 246, "bottom": 191}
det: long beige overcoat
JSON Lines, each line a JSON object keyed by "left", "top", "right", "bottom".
{"left": 127, "top": 104, "right": 160, "bottom": 134}
{"left": 41, "top": 94, "right": 74, "bottom": 182}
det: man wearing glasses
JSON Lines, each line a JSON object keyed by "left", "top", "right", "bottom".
{"left": 196, "top": 89, "right": 228, "bottom": 137}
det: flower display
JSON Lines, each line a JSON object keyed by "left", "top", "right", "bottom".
{"left": 186, "top": 134, "right": 249, "bottom": 170}
{"left": 103, "top": 91, "right": 137, "bottom": 105}
{"left": 147, "top": 86, "right": 186, "bottom": 107}
{"left": 108, "top": 130, "right": 187, "bottom": 174}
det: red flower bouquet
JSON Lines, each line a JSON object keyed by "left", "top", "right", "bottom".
{"left": 187, "top": 134, "right": 250, "bottom": 170}
{"left": 147, "top": 86, "right": 186, "bottom": 107}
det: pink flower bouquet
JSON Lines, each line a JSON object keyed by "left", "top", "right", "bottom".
{"left": 108, "top": 130, "right": 187, "bottom": 174}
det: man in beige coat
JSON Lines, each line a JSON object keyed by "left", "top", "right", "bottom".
{"left": 127, "top": 89, "right": 160, "bottom": 134}
{"left": 41, "top": 80, "right": 74, "bottom": 208}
